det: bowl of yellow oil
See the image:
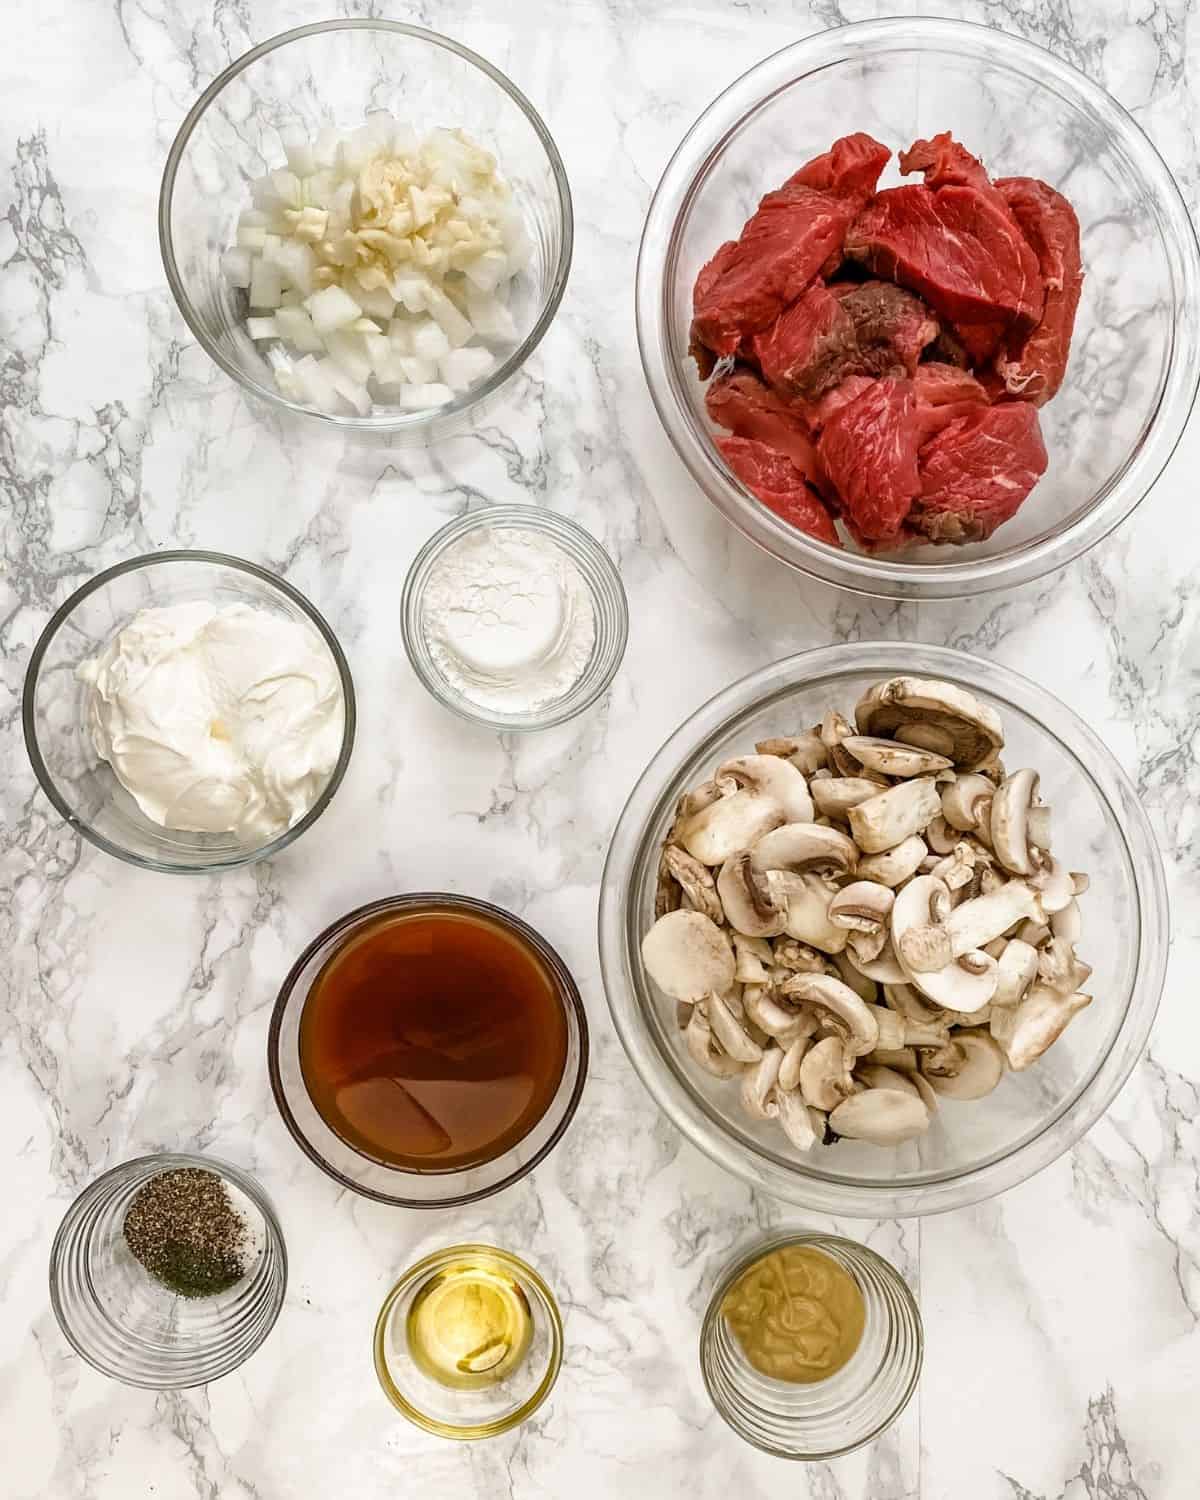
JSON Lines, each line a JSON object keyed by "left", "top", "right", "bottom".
{"left": 374, "top": 1244, "right": 563, "bottom": 1439}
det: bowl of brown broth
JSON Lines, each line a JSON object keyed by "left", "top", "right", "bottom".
{"left": 268, "top": 894, "right": 589, "bottom": 1207}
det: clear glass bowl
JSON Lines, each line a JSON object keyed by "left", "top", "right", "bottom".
{"left": 401, "top": 506, "right": 629, "bottom": 731}
{"left": 159, "top": 20, "right": 572, "bottom": 438}
{"left": 374, "top": 1243, "right": 563, "bottom": 1438}
{"left": 48, "top": 1153, "right": 287, "bottom": 1389}
{"left": 23, "top": 551, "right": 356, "bottom": 872}
{"left": 268, "top": 894, "right": 589, "bottom": 1207}
{"left": 636, "top": 17, "right": 1200, "bottom": 599}
{"left": 700, "top": 1232, "right": 921, "bottom": 1460}
{"left": 598, "top": 643, "right": 1168, "bottom": 1217}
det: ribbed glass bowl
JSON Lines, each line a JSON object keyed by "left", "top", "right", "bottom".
{"left": 401, "top": 506, "right": 629, "bottom": 731}
{"left": 599, "top": 643, "right": 1168, "bottom": 1217}
{"left": 268, "top": 894, "right": 589, "bottom": 1207}
{"left": 22, "top": 551, "right": 355, "bottom": 872}
{"left": 700, "top": 1232, "right": 921, "bottom": 1460}
{"left": 636, "top": 18, "right": 1200, "bottom": 599}
{"left": 48, "top": 1153, "right": 287, "bottom": 1389}
{"left": 159, "top": 20, "right": 571, "bottom": 438}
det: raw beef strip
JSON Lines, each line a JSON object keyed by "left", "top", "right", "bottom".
{"left": 847, "top": 133, "right": 1043, "bottom": 342}
{"left": 911, "top": 402, "right": 1048, "bottom": 543}
{"left": 818, "top": 376, "right": 922, "bottom": 541}
{"left": 787, "top": 132, "right": 891, "bottom": 206}
{"left": 717, "top": 435, "right": 841, "bottom": 545}
{"left": 992, "top": 176, "right": 1083, "bottom": 405}
{"left": 691, "top": 135, "right": 890, "bottom": 357}
{"left": 913, "top": 362, "right": 990, "bottom": 407}
{"left": 705, "top": 368, "right": 826, "bottom": 483}
{"left": 799, "top": 375, "right": 876, "bottom": 436}
{"left": 749, "top": 284, "right": 858, "bottom": 399}
{"left": 690, "top": 240, "right": 740, "bottom": 376}
{"left": 832, "top": 281, "right": 939, "bottom": 376}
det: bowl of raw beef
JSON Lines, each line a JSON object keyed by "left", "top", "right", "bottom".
{"left": 636, "top": 18, "right": 1200, "bottom": 599}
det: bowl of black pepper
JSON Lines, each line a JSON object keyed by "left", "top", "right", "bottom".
{"left": 48, "top": 1152, "right": 287, "bottom": 1388}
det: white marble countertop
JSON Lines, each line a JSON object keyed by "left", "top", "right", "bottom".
{"left": 3, "top": 1, "right": 1197, "bottom": 1496}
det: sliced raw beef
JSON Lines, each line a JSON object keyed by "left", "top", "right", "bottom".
{"left": 750, "top": 284, "right": 857, "bottom": 399}
{"left": 689, "top": 240, "right": 740, "bottom": 376}
{"left": 832, "top": 281, "right": 939, "bottom": 376}
{"left": 992, "top": 177, "right": 1084, "bottom": 405}
{"left": 817, "top": 377, "right": 922, "bottom": 541}
{"left": 691, "top": 135, "right": 891, "bottom": 358}
{"left": 911, "top": 403, "right": 1048, "bottom": 543}
{"left": 799, "top": 374, "right": 876, "bottom": 436}
{"left": 787, "top": 132, "right": 891, "bottom": 206}
{"left": 913, "top": 362, "right": 990, "bottom": 407}
{"left": 705, "top": 368, "right": 826, "bottom": 482}
{"left": 717, "top": 435, "right": 841, "bottom": 545}
{"left": 847, "top": 132, "right": 1043, "bottom": 342}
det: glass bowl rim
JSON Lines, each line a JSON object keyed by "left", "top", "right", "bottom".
{"left": 598, "top": 641, "right": 1170, "bottom": 1217}
{"left": 698, "top": 1229, "right": 922, "bottom": 1460}
{"left": 635, "top": 15, "right": 1200, "bottom": 600}
{"left": 267, "top": 891, "right": 590, "bottom": 1207}
{"left": 47, "top": 1149, "right": 288, "bottom": 1390}
{"left": 157, "top": 17, "right": 574, "bottom": 433}
{"left": 21, "top": 548, "right": 358, "bottom": 874}
{"left": 372, "top": 1240, "right": 564, "bottom": 1438}
{"left": 400, "top": 504, "right": 630, "bottom": 731}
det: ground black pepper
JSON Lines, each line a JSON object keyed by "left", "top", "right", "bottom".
{"left": 123, "top": 1168, "right": 251, "bottom": 1298}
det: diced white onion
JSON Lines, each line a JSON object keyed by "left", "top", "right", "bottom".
{"left": 221, "top": 248, "right": 252, "bottom": 289}
{"left": 440, "top": 346, "right": 495, "bottom": 391}
{"left": 397, "top": 383, "right": 454, "bottom": 410}
{"left": 249, "top": 259, "right": 284, "bottom": 309}
{"left": 247, "top": 316, "right": 278, "bottom": 340}
{"left": 305, "top": 285, "right": 363, "bottom": 333}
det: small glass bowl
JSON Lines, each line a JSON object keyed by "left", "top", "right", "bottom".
{"left": 48, "top": 1152, "right": 288, "bottom": 1389}
{"left": 159, "top": 20, "right": 572, "bottom": 438}
{"left": 374, "top": 1243, "right": 563, "bottom": 1439}
{"left": 23, "top": 551, "right": 356, "bottom": 873}
{"left": 268, "top": 893, "right": 589, "bottom": 1207}
{"left": 636, "top": 17, "right": 1200, "bottom": 598}
{"left": 700, "top": 1232, "right": 921, "bottom": 1460}
{"left": 401, "top": 507, "right": 628, "bottom": 731}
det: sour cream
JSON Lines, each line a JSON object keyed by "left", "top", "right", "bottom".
{"left": 77, "top": 601, "right": 343, "bottom": 841}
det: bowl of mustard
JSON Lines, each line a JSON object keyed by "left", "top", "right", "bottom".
{"left": 699, "top": 1231, "right": 922, "bottom": 1460}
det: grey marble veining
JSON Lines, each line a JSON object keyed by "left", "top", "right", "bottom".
{"left": 2, "top": 0, "right": 1198, "bottom": 1496}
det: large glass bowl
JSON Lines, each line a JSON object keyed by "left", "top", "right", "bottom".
{"left": 636, "top": 18, "right": 1200, "bottom": 599}
{"left": 160, "top": 20, "right": 572, "bottom": 438}
{"left": 599, "top": 644, "right": 1168, "bottom": 1217}
{"left": 23, "top": 552, "right": 356, "bottom": 873}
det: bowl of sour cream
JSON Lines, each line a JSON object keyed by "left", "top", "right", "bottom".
{"left": 23, "top": 552, "right": 356, "bottom": 872}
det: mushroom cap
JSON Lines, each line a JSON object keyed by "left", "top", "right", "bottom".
{"left": 829, "top": 1088, "right": 930, "bottom": 1144}
{"left": 890, "top": 876, "right": 998, "bottom": 1012}
{"left": 751, "top": 821, "right": 858, "bottom": 877}
{"left": 776, "top": 872, "right": 850, "bottom": 953}
{"left": 717, "top": 852, "right": 787, "bottom": 938}
{"left": 922, "top": 1030, "right": 1006, "bottom": 1100}
{"left": 741, "top": 1044, "right": 784, "bottom": 1117}
{"left": 855, "top": 677, "right": 1004, "bottom": 772}
{"left": 676, "top": 789, "right": 784, "bottom": 867}
{"left": 798, "top": 1035, "right": 856, "bottom": 1110}
{"left": 828, "top": 881, "right": 895, "bottom": 932}
{"left": 778, "top": 972, "right": 880, "bottom": 1056}
{"left": 940, "top": 773, "right": 995, "bottom": 834}
{"left": 641, "top": 910, "right": 735, "bottom": 1001}
{"left": 990, "top": 768, "right": 1040, "bottom": 876}
{"left": 842, "top": 735, "right": 952, "bottom": 778}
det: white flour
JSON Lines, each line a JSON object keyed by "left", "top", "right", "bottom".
{"left": 422, "top": 527, "right": 596, "bottom": 714}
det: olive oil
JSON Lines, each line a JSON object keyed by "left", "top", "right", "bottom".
{"left": 298, "top": 906, "right": 569, "bottom": 1171}
{"left": 406, "top": 1255, "right": 533, "bottom": 1390}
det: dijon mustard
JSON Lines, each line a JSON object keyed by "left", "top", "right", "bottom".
{"left": 721, "top": 1245, "right": 865, "bottom": 1383}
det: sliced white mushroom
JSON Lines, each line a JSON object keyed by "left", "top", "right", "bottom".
{"left": 778, "top": 972, "right": 880, "bottom": 1056}
{"left": 1003, "top": 986, "right": 1093, "bottom": 1070}
{"left": 921, "top": 1029, "right": 1006, "bottom": 1100}
{"left": 991, "top": 938, "right": 1039, "bottom": 1009}
{"left": 842, "top": 735, "right": 952, "bottom": 778}
{"left": 864, "top": 1045, "right": 918, "bottom": 1071}
{"left": 831, "top": 950, "right": 878, "bottom": 1003}
{"left": 677, "top": 755, "right": 813, "bottom": 865}
{"left": 741, "top": 1045, "right": 784, "bottom": 1117}
{"left": 847, "top": 778, "right": 942, "bottom": 854}
{"left": 1051, "top": 898, "right": 1082, "bottom": 943}
{"left": 776, "top": 872, "right": 849, "bottom": 953}
{"left": 929, "top": 841, "right": 979, "bottom": 892}
{"left": 820, "top": 708, "right": 862, "bottom": 776}
{"left": 716, "top": 851, "right": 787, "bottom": 938}
{"left": 897, "top": 880, "right": 1046, "bottom": 974}
{"left": 857, "top": 835, "right": 928, "bottom": 887}
{"left": 1036, "top": 937, "right": 1092, "bottom": 996}
{"left": 684, "top": 1005, "right": 746, "bottom": 1078}
{"left": 883, "top": 980, "right": 948, "bottom": 1031}
{"left": 856, "top": 1063, "right": 923, "bottom": 1100}
{"left": 1031, "top": 857, "right": 1073, "bottom": 914}
{"left": 828, "top": 881, "right": 895, "bottom": 935}
{"left": 706, "top": 991, "right": 763, "bottom": 1063}
{"left": 891, "top": 875, "right": 998, "bottom": 1013}
{"left": 940, "top": 773, "right": 995, "bottom": 837}
{"left": 924, "top": 815, "right": 959, "bottom": 855}
{"left": 775, "top": 1087, "right": 823, "bottom": 1150}
{"left": 743, "top": 984, "right": 807, "bottom": 1040}
{"left": 732, "top": 933, "right": 774, "bottom": 985}
{"left": 866, "top": 1004, "right": 906, "bottom": 1052}
{"left": 661, "top": 845, "right": 724, "bottom": 924}
{"left": 854, "top": 677, "right": 1004, "bottom": 771}
{"left": 810, "top": 776, "right": 882, "bottom": 818}
{"left": 751, "top": 822, "right": 858, "bottom": 878}
{"left": 829, "top": 1087, "right": 930, "bottom": 1144}
{"left": 798, "top": 1035, "right": 856, "bottom": 1110}
{"left": 844, "top": 937, "right": 908, "bottom": 984}
{"left": 990, "top": 768, "right": 1043, "bottom": 876}
{"left": 756, "top": 731, "right": 828, "bottom": 776}
{"left": 771, "top": 938, "right": 827, "bottom": 974}
{"left": 641, "top": 910, "right": 735, "bottom": 1000}
{"left": 777, "top": 1034, "right": 812, "bottom": 1092}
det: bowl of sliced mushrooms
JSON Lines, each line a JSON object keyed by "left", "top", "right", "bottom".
{"left": 599, "top": 644, "right": 1167, "bottom": 1217}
